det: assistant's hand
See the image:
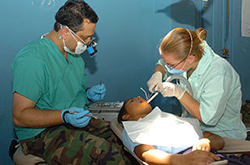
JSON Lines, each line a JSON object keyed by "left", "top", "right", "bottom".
{"left": 87, "top": 83, "right": 106, "bottom": 102}
{"left": 61, "top": 107, "right": 91, "bottom": 128}
{"left": 158, "top": 82, "right": 186, "bottom": 99}
{"left": 147, "top": 71, "right": 163, "bottom": 93}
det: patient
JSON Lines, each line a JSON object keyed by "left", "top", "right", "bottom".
{"left": 118, "top": 96, "right": 225, "bottom": 165}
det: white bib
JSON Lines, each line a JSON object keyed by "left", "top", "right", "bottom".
{"left": 123, "top": 107, "right": 203, "bottom": 150}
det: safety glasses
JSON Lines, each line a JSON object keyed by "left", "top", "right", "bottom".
{"left": 165, "top": 56, "right": 188, "bottom": 70}
{"left": 65, "top": 26, "right": 96, "bottom": 46}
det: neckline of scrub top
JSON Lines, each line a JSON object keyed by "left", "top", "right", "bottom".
{"left": 41, "top": 37, "right": 71, "bottom": 63}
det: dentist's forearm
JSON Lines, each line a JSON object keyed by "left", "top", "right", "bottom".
{"left": 12, "top": 92, "right": 63, "bottom": 128}
{"left": 13, "top": 107, "right": 63, "bottom": 128}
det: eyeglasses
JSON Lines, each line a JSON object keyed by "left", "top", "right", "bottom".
{"left": 165, "top": 56, "right": 187, "bottom": 70}
{"left": 71, "top": 32, "right": 95, "bottom": 45}
{"left": 84, "top": 36, "right": 96, "bottom": 46}
{"left": 66, "top": 25, "right": 96, "bottom": 45}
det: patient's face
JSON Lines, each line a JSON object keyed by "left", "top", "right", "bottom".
{"left": 124, "top": 96, "right": 152, "bottom": 121}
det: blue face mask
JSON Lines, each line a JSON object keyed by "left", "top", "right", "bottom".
{"left": 165, "top": 56, "right": 187, "bottom": 75}
{"left": 166, "top": 67, "right": 186, "bottom": 75}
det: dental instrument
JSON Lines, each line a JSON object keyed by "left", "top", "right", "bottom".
{"left": 85, "top": 113, "right": 98, "bottom": 119}
{"left": 100, "top": 81, "right": 102, "bottom": 103}
{"left": 146, "top": 82, "right": 160, "bottom": 103}
{"left": 68, "top": 111, "right": 98, "bottom": 119}
{"left": 147, "top": 92, "right": 159, "bottom": 103}
{"left": 140, "top": 87, "right": 150, "bottom": 100}
{"left": 98, "top": 81, "right": 103, "bottom": 113}
{"left": 146, "top": 75, "right": 193, "bottom": 116}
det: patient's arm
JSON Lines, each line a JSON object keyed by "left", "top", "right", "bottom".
{"left": 134, "top": 144, "right": 220, "bottom": 165}
{"left": 203, "top": 131, "right": 225, "bottom": 150}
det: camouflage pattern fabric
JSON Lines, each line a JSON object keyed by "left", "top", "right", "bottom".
{"left": 20, "top": 119, "right": 130, "bottom": 165}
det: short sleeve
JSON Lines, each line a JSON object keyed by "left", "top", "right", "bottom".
{"left": 12, "top": 56, "right": 46, "bottom": 102}
{"left": 156, "top": 58, "right": 166, "bottom": 67}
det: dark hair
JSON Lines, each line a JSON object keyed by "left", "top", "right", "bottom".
{"left": 117, "top": 100, "right": 129, "bottom": 124}
{"left": 54, "top": 0, "right": 99, "bottom": 32}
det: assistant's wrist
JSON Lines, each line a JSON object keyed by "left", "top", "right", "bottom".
{"left": 153, "top": 71, "right": 163, "bottom": 79}
{"left": 177, "top": 90, "right": 186, "bottom": 100}
{"left": 174, "top": 84, "right": 186, "bottom": 100}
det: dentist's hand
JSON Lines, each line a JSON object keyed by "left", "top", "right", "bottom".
{"left": 147, "top": 71, "right": 163, "bottom": 93}
{"left": 159, "top": 82, "right": 186, "bottom": 99}
{"left": 61, "top": 107, "right": 91, "bottom": 128}
{"left": 87, "top": 83, "right": 106, "bottom": 102}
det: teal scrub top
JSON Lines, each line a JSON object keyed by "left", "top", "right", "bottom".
{"left": 157, "top": 41, "right": 247, "bottom": 139}
{"left": 12, "top": 37, "right": 89, "bottom": 140}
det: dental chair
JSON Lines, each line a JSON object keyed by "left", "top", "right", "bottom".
{"left": 9, "top": 138, "right": 47, "bottom": 165}
{"left": 9, "top": 122, "right": 250, "bottom": 165}
{"left": 110, "top": 118, "right": 250, "bottom": 165}
{"left": 110, "top": 119, "right": 146, "bottom": 165}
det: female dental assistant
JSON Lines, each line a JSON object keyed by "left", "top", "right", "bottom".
{"left": 147, "top": 28, "right": 247, "bottom": 139}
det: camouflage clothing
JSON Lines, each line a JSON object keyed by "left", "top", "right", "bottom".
{"left": 20, "top": 119, "right": 128, "bottom": 165}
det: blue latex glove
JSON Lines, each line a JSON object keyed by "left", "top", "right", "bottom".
{"left": 87, "top": 83, "right": 106, "bottom": 102}
{"left": 61, "top": 107, "right": 91, "bottom": 128}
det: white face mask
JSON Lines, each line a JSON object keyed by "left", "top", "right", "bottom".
{"left": 62, "top": 26, "right": 87, "bottom": 55}
{"left": 63, "top": 38, "right": 87, "bottom": 55}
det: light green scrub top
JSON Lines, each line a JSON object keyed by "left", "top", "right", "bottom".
{"left": 11, "top": 37, "right": 89, "bottom": 140}
{"left": 157, "top": 41, "right": 247, "bottom": 139}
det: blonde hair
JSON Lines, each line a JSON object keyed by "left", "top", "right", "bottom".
{"left": 160, "top": 27, "right": 207, "bottom": 61}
